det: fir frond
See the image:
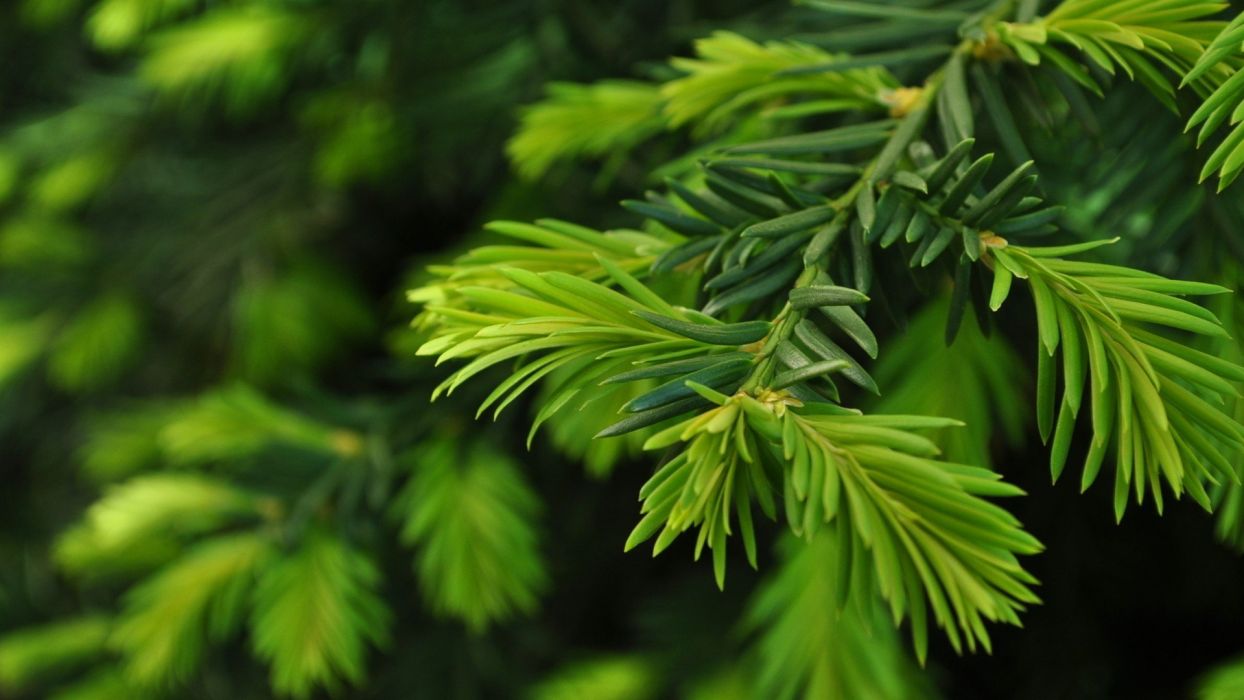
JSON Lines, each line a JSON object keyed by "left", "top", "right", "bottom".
{"left": 74, "top": 387, "right": 361, "bottom": 478}
{"left": 139, "top": 6, "right": 305, "bottom": 113}
{"left": 987, "top": 240, "right": 1244, "bottom": 519}
{"left": 412, "top": 34, "right": 1244, "bottom": 670}
{"left": 55, "top": 474, "right": 262, "bottom": 576}
{"left": 993, "top": 0, "right": 1226, "bottom": 108}
{"left": 624, "top": 390, "right": 794, "bottom": 590}
{"left": 0, "top": 215, "right": 92, "bottom": 268}
{"left": 416, "top": 259, "right": 755, "bottom": 438}
{"left": 158, "top": 385, "right": 356, "bottom": 464}
{"left": 540, "top": 370, "right": 657, "bottom": 477}
{"left": 0, "top": 308, "right": 51, "bottom": 388}
{"left": 10, "top": 0, "right": 1244, "bottom": 692}
{"left": 414, "top": 219, "right": 691, "bottom": 472}
{"left": 250, "top": 529, "right": 390, "bottom": 698}
{"left": 505, "top": 30, "right": 913, "bottom": 180}
{"left": 230, "top": 259, "right": 375, "bottom": 386}
{"left": 87, "top": 0, "right": 195, "bottom": 50}
{"left": 47, "top": 294, "right": 143, "bottom": 393}
{"left": 395, "top": 440, "right": 547, "bottom": 630}
{"left": 302, "top": 93, "right": 402, "bottom": 187}
{"left": 410, "top": 219, "right": 670, "bottom": 316}
{"left": 712, "top": 123, "right": 1244, "bottom": 519}
{"left": 527, "top": 655, "right": 658, "bottom": 700}
{"left": 1183, "top": 13, "right": 1244, "bottom": 188}
{"left": 507, "top": 81, "right": 665, "bottom": 180}
{"left": 663, "top": 31, "right": 897, "bottom": 134}
{"left": 112, "top": 532, "right": 271, "bottom": 686}
{"left": 0, "top": 616, "right": 111, "bottom": 694}
{"left": 1204, "top": 266, "right": 1244, "bottom": 549}
{"left": 872, "top": 296, "right": 1026, "bottom": 467}
{"left": 745, "top": 533, "right": 934, "bottom": 700}
{"left": 630, "top": 388, "right": 1041, "bottom": 657}
{"left": 79, "top": 405, "right": 170, "bottom": 481}
{"left": 28, "top": 150, "right": 115, "bottom": 211}
{"left": 777, "top": 408, "right": 1041, "bottom": 658}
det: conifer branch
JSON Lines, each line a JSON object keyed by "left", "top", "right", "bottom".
{"left": 15, "top": 2, "right": 1244, "bottom": 695}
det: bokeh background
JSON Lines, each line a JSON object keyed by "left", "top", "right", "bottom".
{"left": 2, "top": 0, "right": 1244, "bottom": 698}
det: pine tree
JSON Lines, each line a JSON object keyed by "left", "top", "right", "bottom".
{"left": 6, "top": 0, "right": 1244, "bottom": 698}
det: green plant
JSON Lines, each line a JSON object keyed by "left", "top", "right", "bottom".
{"left": 7, "top": 0, "right": 1244, "bottom": 698}
{"left": 414, "top": 0, "right": 1244, "bottom": 694}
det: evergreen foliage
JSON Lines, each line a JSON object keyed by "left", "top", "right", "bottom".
{"left": 395, "top": 440, "right": 547, "bottom": 630}
{"left": 5, "top": 0, "right": 1244, "bottom": 698}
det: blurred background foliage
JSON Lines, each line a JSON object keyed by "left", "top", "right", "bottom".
{"left": 4, "top": 0, "right": 1244, "bottom": 698}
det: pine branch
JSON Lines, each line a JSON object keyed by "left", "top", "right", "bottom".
{"left": 250, "top": 529, "right": 390, "bottom": 698}
{"left": 987, "top": 240, "right": 1244, "bottom": 518}
{"left": 541, "top": 369, "right": 657, "bottom": 477}
{"left": 1184, "top": 12, "right": 1244, "bottom": 188}
{"left": 112, "top": 532, "right": 271, "bottom": 685}
{"left": 409, "top": 0, "right": 1244, "bottom": 669}
{"left": 410, "top": 219, "right": 669, "bottom": 317}
{"left": 47, "top": 293, "right": 143, "bottom": 392}
{"left": 395, "top": 440, "right": 547, "bottom": 630}
{"left": 13, "top": 0, "right": 1244, "bottom": 694}
{"left": 0, "top": 617, "right": 111, "bottom": 695}
{"left": 230, "top": 259, "right": 375, "bottom": 386}
{"left": 1204, "top": 265, "right": 1244, "bottom": 548}
{"left": 872, "top": 295, "right": 1027, "bottom": 468}
{"left": 992, "top": 0, "right": 1226, "bottom": 109}
{"left": 507, "top": 81, "right": 665, "bottom": 180}
{"left": 416, "top": 258, "right": 763, "bottom": 440}
{"left": 663, "top": 31, "right": 897, "bottom": 134}
{"left": 630, "top": 388, "right": 1041, "bottom": 657}
{"left": 506, "top": 30, "right": 903, "bottom": 179}
{"left": 158, "top": 385, "right": 359, "bottom": 464}
{"left": 745, "top": 533, "right": 936, "bottom": 699}
{"left": 715, "top": 119, "right": 1244, "bottom": 517}
{"left": 55, "top": 474, "right": 263, "bottom": 577}
{"left": 987, "top": 0, "right": 1244, "bottom": 189}
{"left": 88, "top": 0, "right": 197, "bottom": 50}
{"left": 139, "top": 6, "right": 307, "bottom": 114}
